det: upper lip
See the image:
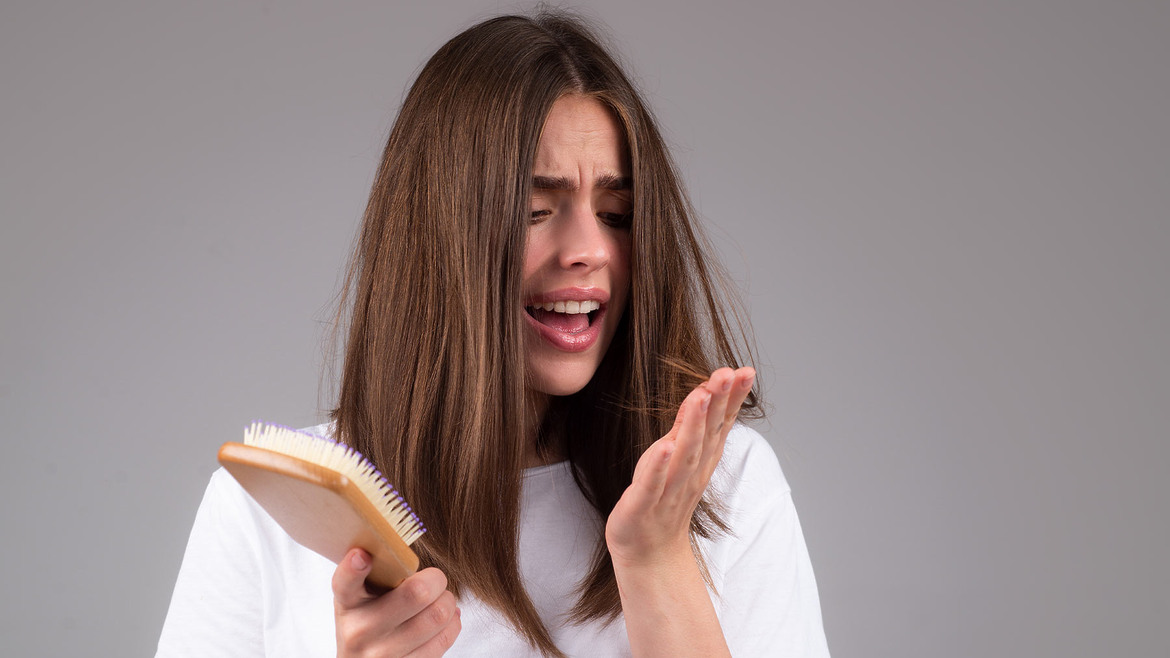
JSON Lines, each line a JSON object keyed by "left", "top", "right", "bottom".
{"left": 524, "top": 287, "right": 610, "bottom": 306}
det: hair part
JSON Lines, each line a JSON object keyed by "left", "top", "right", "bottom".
{"left": 331, "top": 9, "right": 760, "bottom": 656}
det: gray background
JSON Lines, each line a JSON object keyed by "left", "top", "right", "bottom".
{"left": 2, "top": 1, "right": 1166, "bottom": 656}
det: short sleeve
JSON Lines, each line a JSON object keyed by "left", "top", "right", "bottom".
{"left": 707, "top": 426, "right": 830, "bottom": 657}
{"left": 156, "top": 469, "right": 267, "bottom": 657}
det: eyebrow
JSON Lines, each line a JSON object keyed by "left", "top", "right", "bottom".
{"left": 532, "top": 173, "right": 632, "bottom": 191}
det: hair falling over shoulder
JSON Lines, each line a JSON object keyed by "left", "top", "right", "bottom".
{"left": 329, "top": 10, "right": 761, "bottom": 656}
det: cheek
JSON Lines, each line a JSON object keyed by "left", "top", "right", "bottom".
{"left": 522, "top": 231, "right": 550, "bottom": 281}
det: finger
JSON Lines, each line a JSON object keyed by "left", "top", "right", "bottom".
{"left": 332, "top": 548, "right": 378, "bottom": 610}
{"left": 394, "top": 588, "right": 460, "bottom": 655}
{"left": 628, "top": 438, "right": 676, "bottom": 510}
{"left": 663, "top": 386, "right": 710, "bottom": 499}
{"left": 664, "top": 379, "right": 704, "bottom": 440}
{"left": 698, "top": 367, "right": 756, "bottom": 478}
{"left": 720, "top": 367, "right": 755, "bottom": 430}
{"left": 702, "top": 368, "right": 736, "bottom": 445}
{"left": 404, "top": 606, "right": 462, "bottom": 658}
{"left": 369, "top": 568, "right": 451, "bottom": 629}
{"left": 695, "top": 370, "right": 732, "bottom": 481}
{"left": 631, "top": 433, "right": 672, "bottom": 484}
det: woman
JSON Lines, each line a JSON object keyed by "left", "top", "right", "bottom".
{"left": 159, "top": 11, "right": 828, "bottom": 658}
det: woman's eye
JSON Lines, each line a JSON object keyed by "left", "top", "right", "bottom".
{"left": 530, "top": 209, "right": 552, "bottom": 223}
{"left": 600, "top": 212, "right": 632, "bottom": 227}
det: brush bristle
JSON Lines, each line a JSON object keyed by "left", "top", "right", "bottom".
{"left": 243, "top": 421, "right": 426, "bottom": 545}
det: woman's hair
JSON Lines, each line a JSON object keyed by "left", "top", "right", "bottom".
{"left": 332, "top": 9, "right": 760, "bottom": 656}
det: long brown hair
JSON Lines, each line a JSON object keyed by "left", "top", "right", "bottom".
{"left": 332, "top": 10, "right": 760, "bottom": 656}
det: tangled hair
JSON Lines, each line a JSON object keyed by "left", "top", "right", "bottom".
{"left": 332, "top": 10, "right": 760, "bottom": 656}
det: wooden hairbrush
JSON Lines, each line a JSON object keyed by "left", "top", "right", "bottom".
{"left": 218, "top": 422, "right": 424, "bottom": 588}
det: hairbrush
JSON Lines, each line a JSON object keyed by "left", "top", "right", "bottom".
{"left": 218, "top": 422, "right": 424, "bottom": 588}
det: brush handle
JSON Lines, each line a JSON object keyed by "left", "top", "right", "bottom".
{"left": 218, "top": 442, "right": 420, "bottom": 589}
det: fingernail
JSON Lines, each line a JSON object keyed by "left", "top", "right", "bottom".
{"left": 700, "top": 392, "right": 711, "bottom": 411}
{"left": 351, "top": 550, "right": 370, "bottom": 571}
{"left": 721, "top": 378, "right": 732, "bottom": 392}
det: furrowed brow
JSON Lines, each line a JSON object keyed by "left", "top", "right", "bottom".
{"left": 596, "top": 173, "right": 632, "bottom": 191}
{"left": 532, "top": 175, "right": 575, "bottom": 191}
{"left": 531, "top": 174, "right": 632, "bottom": 191}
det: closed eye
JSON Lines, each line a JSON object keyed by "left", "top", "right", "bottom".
{"left": 600, "top": 212, "right": 632, "bottom": 228}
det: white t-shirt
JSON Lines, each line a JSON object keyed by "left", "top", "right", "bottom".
{"left": 157, "top": 424, "right": 829, "bottom": 657}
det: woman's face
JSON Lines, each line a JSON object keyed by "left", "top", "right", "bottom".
{"left": 523, "top": 94, "right": 632, "bottom": 399}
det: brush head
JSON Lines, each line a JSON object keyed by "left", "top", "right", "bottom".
{"left": 218, "top": 421, "right": 424, "bottom": 588}
{"left": 241, "top": 422, "right": 426, "bottom": 545}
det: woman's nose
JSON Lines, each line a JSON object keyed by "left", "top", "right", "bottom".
{"left": 555, "top": 202, "right": 610, "bottom": 271}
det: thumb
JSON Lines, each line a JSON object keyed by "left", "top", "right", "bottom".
{"left": 332, "top": 548, "right": 377, "bottom": 611}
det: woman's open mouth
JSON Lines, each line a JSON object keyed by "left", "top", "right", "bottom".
{"left": 524, "top": 300, "right": 601, "bottom": 334}
{"left": 523, "top": 296, "right": 606, "bottom": 352}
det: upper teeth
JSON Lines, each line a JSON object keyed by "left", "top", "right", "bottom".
{"left": 530, "top": 300, "right": 601, "bottom": 314}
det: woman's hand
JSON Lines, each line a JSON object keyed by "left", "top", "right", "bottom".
{"left": 333, "top": 548, "right": 461, "bottom": 657}
{"left": 605, "top": 366, "right": 755, "bottom": 567}
{"left": 605, "top": 366, "right": 754, "bottom": 658}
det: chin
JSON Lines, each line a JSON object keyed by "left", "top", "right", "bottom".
{"left": 527, "top": 358, "right": 602, "bottom": 398}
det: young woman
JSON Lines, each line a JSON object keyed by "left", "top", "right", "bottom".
{"left": 159, "top": 11, "right": 828, "bottom": 658}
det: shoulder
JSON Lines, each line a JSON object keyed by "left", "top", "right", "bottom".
{"left": 198, "top": 419, "right": 337, "bottom": 544}
{"left": 301, "top": 421, "right": 336, "bottom": 440}
{"left": 707, "top": 424, "right": 799, "bottom": 558}
{"left": 716, "top": 423, "right": 791, "bottom": 501}
{"left": 707, "top": 425, "right": 831, "bottom": 656}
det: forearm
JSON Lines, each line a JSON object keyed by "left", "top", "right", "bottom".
{"left": 606, "top": 368, "right": 755, "bottom": 657}
{"left": 613, "top": 550, "right": 730, "bottom": 658}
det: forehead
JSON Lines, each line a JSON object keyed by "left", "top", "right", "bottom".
{"left": 535, "top": 95, "right": 629, "bottom": 175}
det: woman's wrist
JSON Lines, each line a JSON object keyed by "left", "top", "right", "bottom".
{"left": 611, "top": 544, "right": 730, "bottom": 658}
{"left": 609, "top": 540, "right": 695, "bottom": 579}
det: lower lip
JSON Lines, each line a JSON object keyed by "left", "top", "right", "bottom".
{"left": 524, "top": 307, "right": 605, "bottom": 353}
